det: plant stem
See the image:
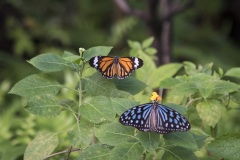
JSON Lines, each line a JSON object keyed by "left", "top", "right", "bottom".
{"left": 66, "top": 146, "right": 73, "bottom": 160}
{"left": 78, "top": 62, "right": 85, "bottom": 123}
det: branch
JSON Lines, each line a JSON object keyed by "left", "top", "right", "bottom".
{"left": 113, "top": 0, "right": 147, "bottom": 19}
{"left": 66, "top": 146, "right": 73, "bottom": 160}
{"left": 44, "top": 148, "right": 80, "bottom": 160}
{"left": 160, "top": 0, "right": 194, "bottom": 21}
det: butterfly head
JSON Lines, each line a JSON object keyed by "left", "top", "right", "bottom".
{"left": 150, "top": 92, "right": 162, "bottom": 102}
{"left": 113, "top": 56, "right": 119, "bottom": 64}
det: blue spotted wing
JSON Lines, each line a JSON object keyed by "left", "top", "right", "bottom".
{"left": 119, "top": 101, "right": 191, "bottom": 134}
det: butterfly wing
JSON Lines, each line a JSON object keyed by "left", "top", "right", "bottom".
{"left": 156, "top": 104, "right": 191, "bottom": 133}
{"left": 117, "top": 57, "right": 143, "bottom": 79}
{"left": 119, "top": 103, "right": 155, "bottom": 132}
{"left": 89, "top": 56, "right": 116, "bottom": 79}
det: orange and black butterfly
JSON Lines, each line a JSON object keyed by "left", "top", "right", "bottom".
{"left": 89, "top": 56, "right": 143, "bottom": 79}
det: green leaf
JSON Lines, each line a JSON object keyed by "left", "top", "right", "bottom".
{"left": 77, "top": 145, "right": 111, "bottom": 160}
{"left": 144, "top": 47, "right": 157, "bottom": 55}
{"left": 184, "top": 61, "right": 197, "bottom": 75}
{"left": 127, "top": 40, "right": 141, "bottom": 49}
{"left": 83, "top": 46, "right": 113, "bottom": 61}
{"left": 28, "top": 53, "right": 77, "bottom": 72}
{"left": 80, "top": 96, "right": 115, "bottom": 124}
{"left": 83, "top": 73, "right": 117, "bottom": 97}
{"left": 162, "top": 146, "right": 198, "bottom": 160}
{"left": 170, "top": 82, "right": 198, "bottom": 97}
{"left": 9, "top": 74, "right": 62, "bottom": 98}
{"left": 202, "top": 62, "right": 213, "bottom": 75}
{"left": 164, "top": 132, "right": 198, "bottom": 151}
{"left": 110, "top": 142, "right": 144, "bottom": 160}
{"left": 113, "top": 77, "right": 147, "bottom": 95}
{"left": 207, "top": 133, "right": 240, "bottom": 160}
{"left": 67, "top": 119, "right": 93, "bottom": 149}
{"left": 25, "top": 94, "right": 62, "bottom": 117}
{"left": 231, "top": 92, "right": 240, "bottom": 104}
{"left": 62, "top": 51, "right": 81, "bottom": 63}
{"left": 225, "top": 67, "right": 240, "bottom": 79}
{"left": 138, "top": 132, "right": 159, "bottom": 151}
{"left": 147, "top": 63, "right": 183, "bottom": 88}
{"left": 142, "top": 37, "right": 154, "bottom": 48}
{"left": 213, "top": 80, "right": 239, "bottom": 95}
{"left": 111, "top": 98, "right": 139, "bottom": 115}
{"left": 191, "top": 128, "right": 208, "bottom": 149}
{"left": 160, "top": 78, "right": 182, "bottom": 88}
{"left": 24, "top": 132, "right": 59, "bottom": 160}
{"left": 196, "top": 100, "right": 222, "bottom": 127}
{"left": 95, "top": 121, "right": 136, "bottom": 146}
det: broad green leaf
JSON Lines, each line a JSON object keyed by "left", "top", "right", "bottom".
{"left": 128, "top": 40, "right": 141, "bottom": 49}
{"left": 113, "top": 77, "right": 147, "bottom": 95}
{"left": 160, "top": 78, "right": 182, "bottom": 88}
{"left": 24, "top": 132, "right": 59, "bottom": 160}
{"left": 170, "top": 82, "right": 198, "bottom": 96}
{"left": 191, "top": 128, "right": 208, "bottom": 149}
{"left": 138, "top": 132, "right": 159, "bottom": 151}
{"left": 202, "top": 62, "right": 213, "bottom": 75}
{"left": 147, "top": 63, "right": 183, "bottom": 88}
{"left": 144, "top": 47, "right": 157, "bottom": 55}
{"left": 83, "top": 73, "right": 117, "bottom": 97}
{"left": 213, "top": 80, "right": 239, "bottom": 95}
{"left": 25, "top": 94, "right": 62, "bottom": 117}
{"left": 110, "top": 142, "right": 144, "bottom": 160}
{"left": 197, "top": 81, "right": 214, "bottom": 99}
{"left": 95, "top": 121, "right": 136, "bottom": 146}
{"left": 28, "top": 53, "right": 77, "bottom": 72}
{"left": 67, "top": 119, "right": 94, "bottom": 149}
{"left": 83, "top": 46, "right": 112, "bottom": 61}
{"left": 9, "top": 74, "right": 62, "bottom": 98}
{"left": 77, "top": 145, "right": 111, "bottom": 160}
{"left": 164, "top": 132, "right": 198, "bottom": 151}
{"left": 207, "top": 133, "right": 240, "bottom": 160}
{"left": 162, "top": 146, "right": 198, "bottom": 160}
{"left": 142, "top": 37, "right": 154, "bottom": 48}
{"left": 80, "top": 96, "right": 115, "bottom": 123}
{"left": 136, "top": 51, "right": 156, "bottom": 81}
{"left": 225, "top": 67, "right": 240, "bottom": 79}
{"left": 111, "top": 98, "right": 139, "bottom": 115}
{"left": 184, "top": 61, "right": 197, "bottom": 75}
{"left": 196, "top": 100, "right": 222, "bottom": 127}
{"left": 62, "top": 51, "right": 81, "bottom": 63}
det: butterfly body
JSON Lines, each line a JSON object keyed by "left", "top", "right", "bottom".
{"left": 89, "top": 56, "right": 143, "bottom": 79}
{"left": 119, "top": 101, "right": 191, "bottom": 134}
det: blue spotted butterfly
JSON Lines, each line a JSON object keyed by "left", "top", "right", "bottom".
{"left": 119, "top": 101, "right": 191, "bottom": 134}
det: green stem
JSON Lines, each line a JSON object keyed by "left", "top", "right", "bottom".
{"left": 78, "top": 62, "right": 85, "bottom": 123}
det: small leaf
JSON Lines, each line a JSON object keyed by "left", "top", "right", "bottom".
{"left": 95, "top": 121, "right": 136, "bottom": 146}
{"left": 77, "top": 145, "right": 111, "bottom": 160}
{"left": 147, "top": 63, "right": 183, "bottom": 88}
{"left": 162, "top": 146, "right": 198, "bottom": 160}
{"left": 111, "top": 98, "right": 139, "bottom": 115}
{"left": 164, "top": 103, "right": 187, "bottom": 115}
{"left": 164, "top": 132, "right": 198, "bottom": 151}
{"left": 225, "top": 67, "right": 240, "bottom": 79}
{"left": 25, "top": 94, "right": 62, "bottom": 117}
{"left": 142, "top": 37, "right": 154, "bottom": 48}
{"left": 138, "top": 132, "right": 159, "bottom": 151}
{"left": 113, "top": 77, "right": 147, "bottom": 95}
{"left": 184, "top": 61, "right": 197, "bottom": 75}
{"left": 196, "top": 100, "right": 221, "bottom": 127}
{"left": 144, "top": 47, "right": 157, "bottom": 55}
{"left": 207, "top": 133, "right": 240, "bottom": 160}
{"left": 170, "top": 82, "right": 198, "bottom": 97}
{"left": 62, "top": 51, "right": 81, "bottom": 63}
{"left": 83, "top": 46, "right": 113, "bottom": 61}
{"left": 9, "top": 74, "right": 62, "bottom": 98}
{"left": 24, "top": 132, "right": 59, "bottom": 160}
{"left": 80, "top": 96, "right": 115, "bottom": 123}
{"left": 28, "top": 53, "right": 77, "bottom": 72}
{"left": 109, "top": 142, "right": 144, "bottom": 160}
{"left": 127, "top": 40, "right": 141, "bottom": 49}
{"left": 67, "top": 119, "right": 94, "bottom": 149}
